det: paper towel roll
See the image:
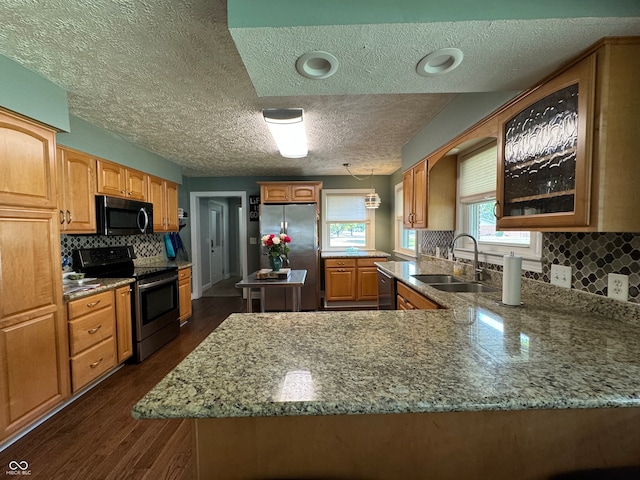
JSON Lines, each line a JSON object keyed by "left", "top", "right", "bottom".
{"left": 502, "top": 252, "right": 522, "bottom": 306}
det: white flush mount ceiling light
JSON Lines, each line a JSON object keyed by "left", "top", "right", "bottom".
{"left": 416, "top": 47, "right": 464, "bottom": 77}
{"left": 296, "top": 51, "right": 338, "bottom": 79}
{"left": 262, "top": 108, "right": 308, "bottom": 158}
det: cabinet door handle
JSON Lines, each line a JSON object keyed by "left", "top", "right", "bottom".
{"left": 493, "top": 201, "right": 500, "bottom": 218}
{"left": 66, "top": 210, "right": 72, "bottom": 224}
{"left": 120, "top": 190, "right": 126, "bottom": 195}
{"left": 88, "top": 325, "right": 102, "bottom": 334}
{"left": 90, "top": 357, "right": 104, "bottom": 369}
{"left": 59, "top": 210, "right": 65, "bottom": 225}
{"left": 86, "top": 300, "right": 101, "bottom": 308}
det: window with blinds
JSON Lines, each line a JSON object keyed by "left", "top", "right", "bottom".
{"left": 459, "top": 142, "right": 497, "bottom": 202}
{"left": 322, "top": 190, "right": 375, "bottom": 250}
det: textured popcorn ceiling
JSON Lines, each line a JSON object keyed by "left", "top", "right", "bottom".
{"left": 0, "top": 1, "right": 639, "bottom": 177}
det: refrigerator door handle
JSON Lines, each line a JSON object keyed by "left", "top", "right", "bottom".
{"left": 280, "top": 221, "right": 284, "bottom": 234}
{"left": 284, "top": 222, "right": 288, "bottom": 234}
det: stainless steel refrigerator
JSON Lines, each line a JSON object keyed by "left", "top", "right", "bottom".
{"left": 260, "top": 203, "right": 319, "bottom": 311}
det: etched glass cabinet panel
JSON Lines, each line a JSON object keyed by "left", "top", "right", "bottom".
{"left": 497, "top": 54, "right": 595, "bottom": 229}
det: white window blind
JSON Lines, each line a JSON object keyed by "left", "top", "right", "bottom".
{"left": 459, "top": 143, "right": 497, "bottom": 200}
{"left": 326, "top": 194, "right": 367, "bottom": 221}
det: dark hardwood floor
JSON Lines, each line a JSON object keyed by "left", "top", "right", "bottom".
{"left": 0, "top": 296, "right": 246, "bottom": 480}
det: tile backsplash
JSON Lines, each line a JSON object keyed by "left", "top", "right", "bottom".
{"left": 61, "top": 234, "right": 165, "bottom": 269}
{"left": 421, "top": 231, "right": 640, "bottom": 304}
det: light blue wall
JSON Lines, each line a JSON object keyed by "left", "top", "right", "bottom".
{"left": 229, "top": 0, "right": 640, "bottom": 28}
{"left": 183, "top": 175, "right": 393, "bottom": 274}
{"left": 401, "top": 91, "right": 518, "bottom": 169}
{"left": 57, "top": 116, "right": 183, "bottom": 184}
{"left": 0, "top": 55, "right": 70, "bottom": 131}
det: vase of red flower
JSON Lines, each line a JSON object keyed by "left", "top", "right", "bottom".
{"left": 261, "top": 233, "right": 291, "bottom": 272}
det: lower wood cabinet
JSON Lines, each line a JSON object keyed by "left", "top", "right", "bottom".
{"left": 115, "top": 285, "right": 133, "bottom": 363}
{"left": 325, "top": 257, "right": 387, "bottom": 304}
{"left": 67, "top": 290, "right": 117, "bottom": 393}
{"left": 397, "top": 282, "right": 440, "bottom": 310}
{"left": 178, "top": 267, "right": 192, "bottom": 323}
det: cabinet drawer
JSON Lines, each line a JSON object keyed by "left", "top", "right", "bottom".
{"left": 178, "top": 268, "right": 191, "bottom": 281}
{"left": 397, "top": 282, "right": 440, "bottom": 310}
{"left": 70, "top": 337, "right": 116, "bottom": 392}
{"left": 325, "top": 258, "right": 357, "bottom": 268}
{"left": 67, "top": 291, "right": 114, "bottom": 319}
{"left": 68, "top": 308, "right": 115, "bottom": 356}
{"left": 357, "top": 257, "right": 386, "bottom": 268}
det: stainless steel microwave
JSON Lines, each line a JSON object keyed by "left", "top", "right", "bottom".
{"left": 96, "top": 195, "right": 154, "bottom": 235}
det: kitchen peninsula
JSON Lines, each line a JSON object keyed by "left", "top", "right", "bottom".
{"left": 133, "top": 259, "right": 640, "bottom": 479}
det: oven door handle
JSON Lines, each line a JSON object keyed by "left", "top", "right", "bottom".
{"left": 137, "top": 208, "right": 150, "bottom": 233}
{"left": 137, "top": 274, "right": 178, "bottom": 291}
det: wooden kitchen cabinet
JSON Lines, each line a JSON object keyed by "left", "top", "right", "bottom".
{"left": 178, "top": 267, "right": 192, "bottom": 323}
{"left": 396, "top": 282, "right": 440, "bottom": 310}
{"left": 357, "top": 257, "right": 386, "bottom": 301}
{"left": 115, "top": 285, "right": 133, "bottom": 363}
{"left": 324, "top": 259, "right": 357, "bottom": 302}
{"left": 0, "top": 207, "right": 69, "bottom": 440}
{"left": 258, "top": 181, "right": 322, "bottom": 203}
{"left": 324, "top": 257, "right": 387, "bottom": 304}
{"left": 0, "top": 109, "right": 57, "bottom": 209}
{"left": 403, "top": 159, "right": 427, "bottom": 229}
{"left": 496, "top": 38, "right": 640, "bottom": 232}
{"left": 148, "top": 175, "right": 179, "bottom": 232}
{"left": 67, "top": 291, "right": 117, "bottom": 393}
{"left": 403, "top": 156, "right": 456, "bottom": 230}
{"left": 96, "top": 159, "right": 148, "bottom": 201}
{"left": 56, "top": 147, "right": 97, "bottom": 233}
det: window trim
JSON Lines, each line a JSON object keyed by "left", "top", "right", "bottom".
{"left": 321, "top": 188, "right": 376, "bottom": 251}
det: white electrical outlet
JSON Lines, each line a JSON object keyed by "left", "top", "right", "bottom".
{"left": 550, "top": 264, "right": 572, "bottom": 288}
{"left": 608, "top": 273, "right": 629, "bottom": 302}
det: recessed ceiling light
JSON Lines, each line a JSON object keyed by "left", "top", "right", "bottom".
{"left": 296, "top": 51, "right": 338, "bottom": 79}
{"left": 416, "top": 48, "right": 463, "bottom": 77}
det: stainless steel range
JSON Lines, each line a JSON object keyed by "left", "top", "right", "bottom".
{"left": 73, "top": 246, "right": 180, "bottom": 362}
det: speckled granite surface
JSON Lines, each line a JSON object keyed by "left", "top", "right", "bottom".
{"left": 132, "top": 259, "right": 640, "bottom": 420}
{"left": 63, "top": 278, "right": 134, "bottom": 301}
{"left": 321, "top": 250, "right": 390, "bottom": 258}
{"left": 63, "top": 258, "right": 191, "bottom": 302}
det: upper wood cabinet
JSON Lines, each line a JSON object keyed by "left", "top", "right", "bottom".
{"left": 96, "top": 159, "right": 147, "bottom": 201}
{"left": 148, "top": 175, "right": 179, "bottom": 232}
{"left": 258, "top": 182, "right": 322, "bottom": 203}
{"left": 0, "top": 109, "right": 57, "bottom": 209}
{"left": 56, "top": 147, "right": 97, "bottom": 233}
{"left": 403, "top": 156, "right": 456, "bottom": 230}
{"left": 496, "top": 38, "right": 640, "bottom": 232}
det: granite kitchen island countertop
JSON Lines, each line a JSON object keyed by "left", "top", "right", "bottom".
{"left": 132, "top": 260, "right": 640, "bottom": 420}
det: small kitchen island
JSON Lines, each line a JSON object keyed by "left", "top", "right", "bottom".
{"left": 132, "top": 262, "right": 640, "bottom": 479}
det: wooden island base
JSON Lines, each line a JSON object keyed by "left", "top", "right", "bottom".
{"left": 193, "top": 407, "right": 640, "bottom": 479}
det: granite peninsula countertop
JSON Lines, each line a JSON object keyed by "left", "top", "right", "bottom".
{"left": 133, "top": 260, "right": 640, "bottom": 420}
{"left": 321, "top": 250, "right": 390, "bottom": 258}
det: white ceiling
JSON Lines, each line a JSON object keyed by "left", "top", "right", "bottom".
{"left": 0, "top": 1, "right": 639, "bottom": 177}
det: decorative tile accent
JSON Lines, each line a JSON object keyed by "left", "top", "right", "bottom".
{"left": 61, "top": 234, "right": 165, "bottom": 269}
{"left": 421, "top": 231, "right": 639, "bottom": 304}
{"left": 421, "top": 231, "right": 454, "bottom": 256}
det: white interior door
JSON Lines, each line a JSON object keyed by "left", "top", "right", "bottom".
{"left": 209, "top": 202, "right": 225, "bottom": 285}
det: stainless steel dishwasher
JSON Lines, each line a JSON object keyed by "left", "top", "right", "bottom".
{"left": 377, "top": 268, "right": 396, "bottom": 310}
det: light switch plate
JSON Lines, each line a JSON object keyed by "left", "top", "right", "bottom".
{"left": 249, "top": 237, "right": 257, "bottom": 245}
{"left": 550, "top": 264, "right": 572, "bottom": 289}
{"left": 608, "top": 273, "right": 629, "bottom": 302}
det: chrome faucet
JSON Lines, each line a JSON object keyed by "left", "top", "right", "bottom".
{"left": 451, "top": 233, "right": 483, "bottom": 282}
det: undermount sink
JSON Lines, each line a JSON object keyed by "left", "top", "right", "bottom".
{"left": 430, "top": 283, "right": 499, "bottom": 293}
{"left": 411, "top": 274, "right": 464, "bottom": 284}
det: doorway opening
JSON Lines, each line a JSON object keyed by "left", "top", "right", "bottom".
{"left": 189, "top": 191, "right": 247, "bottom": 299}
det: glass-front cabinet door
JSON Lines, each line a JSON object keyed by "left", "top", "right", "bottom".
{"left": 496, "top": 54, "right": 595, "bottom": 230}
